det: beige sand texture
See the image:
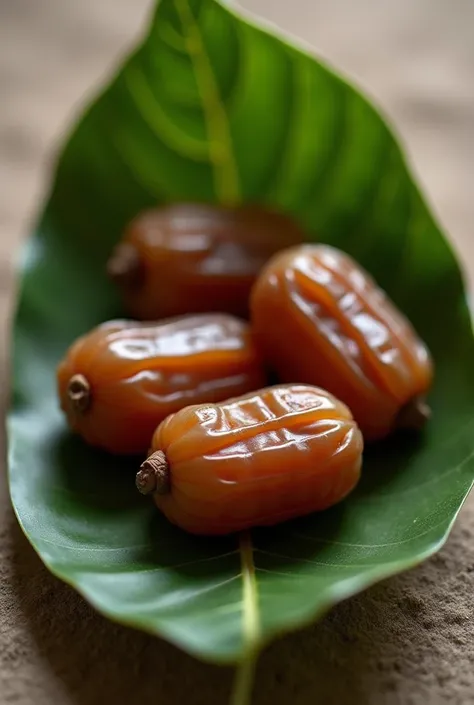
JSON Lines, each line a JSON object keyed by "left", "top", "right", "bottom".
{"left": 1, "top": 1, "right": 473, "bottom": 703}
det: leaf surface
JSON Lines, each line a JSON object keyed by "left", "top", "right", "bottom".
{"left": 8, "top": 0, "right": 474, "bottom": 666}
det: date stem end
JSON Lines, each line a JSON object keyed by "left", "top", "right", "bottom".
{"left": 67, "top": 374, "right": 91, "bottom": 414}
{"left": 136, "top": 450, "right": 170, "bottom": 495}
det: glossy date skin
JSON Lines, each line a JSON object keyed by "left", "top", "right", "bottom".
{"left": 250, "top": 245, "right": 433, "bottom": 441}
{"left": 57, "top": 314, "right": 265, "bottom": 455}
{"left": 107, "top": 203, "right": 304, "bottom": 320}
{"left": 136, "top": 384, "right": 363, "bottom": 536}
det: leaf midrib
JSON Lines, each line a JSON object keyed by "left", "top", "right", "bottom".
{"left": 175, "top": 0, "right": 241, "bottom": 204}
{"left": 230, "top": 530, "right": 260, "bottom": 705}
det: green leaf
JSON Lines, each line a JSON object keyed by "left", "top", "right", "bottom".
{"left": 7, "top": 0, "right": 474, "bottom": 687}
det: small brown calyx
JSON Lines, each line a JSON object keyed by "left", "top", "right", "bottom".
{"left": 396, "top": 396, "right": 431, "bottom": 432}
{"left": 67, "top": 374, "right": 91, "bottom": 413}
{"left": 107, "top": 243, "right": 143, "bottom": 289}
{"left": 136, "top": 450, "right": 170, "bottom": 496}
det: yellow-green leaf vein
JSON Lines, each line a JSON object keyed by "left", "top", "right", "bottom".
{"left": 175, "top": 0, "right": 241, "bottom": 204}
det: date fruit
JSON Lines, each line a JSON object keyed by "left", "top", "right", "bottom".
{"left": 57, "top": 314, "right": 265, "bottom": 455}
{"left": 250, "top": 245, "right": 433, "bottom": 441}
{"left": 136, "top": 384, "right": 363, "bottom": 535}
{"left": 107, "top": 203, "right": 304, "bottom": 320}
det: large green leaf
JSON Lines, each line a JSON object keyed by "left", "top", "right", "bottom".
{"left": 7, "top": 0, "right": 474, "bottom": 700}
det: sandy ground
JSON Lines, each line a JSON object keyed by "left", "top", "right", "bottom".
{"left": 1, "top": 1, "right": 473, "bottom": 704}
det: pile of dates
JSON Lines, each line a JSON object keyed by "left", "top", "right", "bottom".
{"left": 57, "top": 203, "right": 433, "bottom": 536}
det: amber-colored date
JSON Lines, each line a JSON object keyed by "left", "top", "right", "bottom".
{"left": 250, "top": 245, "right": 433, "bottom": 441}
{"left": 57, "top": 314, "right": 265, "bottom": 455}
{"left": 107, "top": 203, "right": 304, "bottom": 320}
{"left": 136, "top": 384, "right": 363, "bottom": 536}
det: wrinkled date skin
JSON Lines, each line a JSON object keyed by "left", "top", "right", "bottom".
{"left": 251, "top": 245, "right": 433, "bottom": 441}
{"left": 136, "top": 384, "right": 363, "bottom": 536}
{"left": 57, "top": 314, "right": 265, "bottom": 455}
{"left": 107, "top": 203, "right": 304, "bottom": 320}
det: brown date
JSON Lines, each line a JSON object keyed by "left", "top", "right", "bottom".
{"left": 136, "top": 384, "right": 363, "bottom": 535}
{"left": 250, "top": 244, "right": 433, "bottom": 441}
{"left": 107, "top": 203, "right": 304, "bottom": 320}
{"left": 57, "top": 313, "right": 265, "bottom": 455}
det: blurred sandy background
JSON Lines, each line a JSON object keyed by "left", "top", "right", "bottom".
{"left": 1, "top": 1, "right": 473, "bottom": 704}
